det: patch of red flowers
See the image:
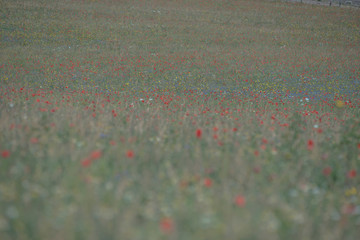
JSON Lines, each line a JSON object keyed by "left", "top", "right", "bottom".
{"left": 81, "top": 150, "right": 103, "bottom": 168}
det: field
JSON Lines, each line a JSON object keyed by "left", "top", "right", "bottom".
{"left": 0, "top": 0, "right": 360, "bottom": 239}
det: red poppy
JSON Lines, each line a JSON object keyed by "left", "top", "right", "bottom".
{"left": 196, "top": 128, "right": 202, "bottom": 139}
{"left": 347, "top": 169, "right": 357, "bottom": 179}
{"left": 90, "top": 150, "right": 102, "bottom": 160}
{"left": 253, "top": 166, "right": 261, "bottom": 174}
{"left": 203, "top": 178, "right": 212, "bottom": 187}
{"left": 126, "top": 150, "right": 134, "bottom": 158}
{"left": 81, "top": 158, "right": 92, "bottom": 167}
{"left": 235, "top": 195, "right": 246, "bottom": 207}
{"left": 342, "top": 203, "right": 356, "bottom": 215}
{"left": 307, "top": 139, "right": 314, "bottom": 151}
{"left": 160, "top": 217, "right": 174, "bottom": 234}
{"left": 322, "top": 166, "right": 332, "bottom": 176}
{"left": 1, "top": 150, "right": 10, "bottom": 158}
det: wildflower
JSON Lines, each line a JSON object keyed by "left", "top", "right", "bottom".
{"left": 253, "top": 166, "right": 261, "bottom": 174}
{"left": 307, "top": 139, "right": 314, "bottom": 151}
{"left": 345, "top": 187, "right": 357, "bottom": 197}
{"left": 30, "top": 137, "right": 39, "bottom": 144}
{"left": 335, "top": 100, "right": 345, "bottom": 108}
{"left": 347, "top": 169, "right": 357, "bottom": 179}
{"left": 81, "top": 158, "right": 92, "bottom": 167}
{"left": 90, "top": 150, "right": 102, "bottom": 160}
{"left": 196, "top": 128, "right": 202, "bottom": 139}
{"left": 126, "top": 150, "right": 134, "bottom": 158}
{"left": 179, "top": 180, "right": 188, "bottom": 189}
{"left": 342, "top": 203, "right": 355, "bottom": 215}
{"left": 235, "top": 195, "right": 246, "bottom": 207}
{"left": 1, "top": 150, "right": 10, "bottom": 158}
{"left": 322, "top": 166, "right": 332, "bottom": 176}
{"left": 203, "top": 178, "right": 213, "bottom": 187}
{"left": 160, "top": 217, "right": 174, "bottom": 234}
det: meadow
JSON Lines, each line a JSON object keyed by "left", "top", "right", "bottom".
{"left": 0, "top": 0, "right": 359, "bottom": 239}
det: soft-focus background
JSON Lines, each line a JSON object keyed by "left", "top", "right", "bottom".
{"left": 0, "top": 0, "right": 359, "bottom": 239}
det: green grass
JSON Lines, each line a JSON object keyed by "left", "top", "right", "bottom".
{"left": 0, "top": 0, "right": 359, "bottom": 239}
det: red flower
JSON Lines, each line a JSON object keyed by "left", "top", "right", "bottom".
{"left": 203, "top": 178, "right": 213, "bottom": 187}
{"left": 342, "top": 203, "right": 356, "bottom": 215}
{"left": 126, "top": 150, "right": 134, "bottom": 158}
{"left": 30, "top": 137, "right": 39, "bottom": 144}
{"left": 253, "top": 166, "right": 261, "bottom": 174}
{"left": 347, "top": 169, "right": 357, "bottom": 179}
{"left": 1, "top": 150, "right": 10, "bottom": 158}
{"left": 160, "top": 217, "right": 174, "bottom": 234}
{"left": 322, "top": 166, "right": 332, "bottom": 176}
{"left": 90, "top": 150, "right": 102, "bottom": 160}
{"left": 235, "top": 195, "right": 246, "bottom": 207}
{"left": 81, "top": 158, "right": 92, "bottom": 167}
{"left": 307, "top": 139, "right": 314, "bottom": 151}
{"left": 196, "top": 128, "right": 202, "bottom": 139}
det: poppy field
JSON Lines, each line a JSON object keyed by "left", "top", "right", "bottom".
{"left": 0, "top": 0, "right": 359, "bottom": 239}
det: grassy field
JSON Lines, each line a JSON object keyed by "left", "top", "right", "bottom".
{"left": 0, "top": 0, "right": 359, "bottom": 239}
